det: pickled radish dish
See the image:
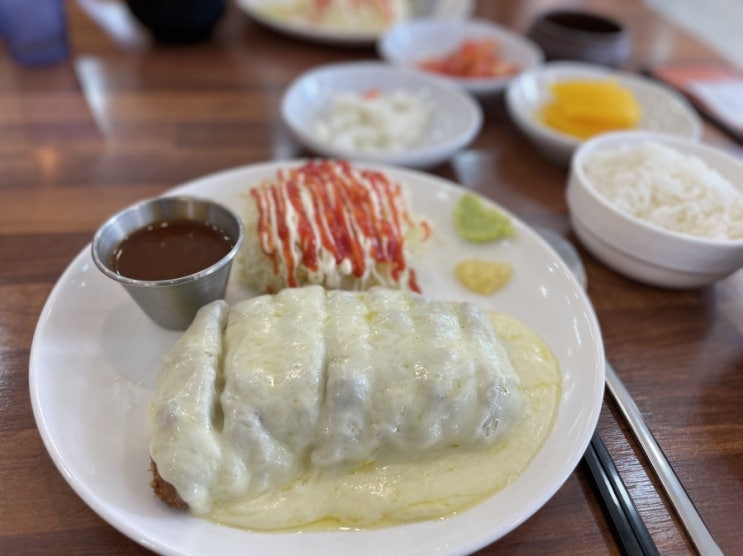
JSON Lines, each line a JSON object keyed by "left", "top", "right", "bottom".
{"left": 314, "top": 88, "right": 431, "bottom": 153}
{"left": 539, "top": 79, "right": 642, "bottom": 139}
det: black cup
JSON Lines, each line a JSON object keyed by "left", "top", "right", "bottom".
{"left": 527, "top": 10, "right": 631, "bottom": 68}
{"left": 126, "top": 0, "right": 227, "bottom": 43}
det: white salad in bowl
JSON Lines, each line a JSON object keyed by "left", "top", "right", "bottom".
{"left": 281, "top": 61, "right": 483, "bottom": 168}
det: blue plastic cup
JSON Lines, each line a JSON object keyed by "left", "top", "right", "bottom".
{"left": 0, "top": 0, "right": 69, "bottom": 66}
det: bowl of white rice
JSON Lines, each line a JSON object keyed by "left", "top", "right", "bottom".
{"left": 566, "top": 131, "right": 743, "bottom": 288}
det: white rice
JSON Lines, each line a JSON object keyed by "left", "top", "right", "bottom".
{"left": 582, "top": 141, "right": 743, "bottom": 240}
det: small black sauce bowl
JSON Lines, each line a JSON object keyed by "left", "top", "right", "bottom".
{"left": 91, "top": 195, "right": 243, "bottom": 330}
{"left": 125, "top": 0, "right": 227, "bottom": 43}
{"left": 527, "top": 9, "right": 631, "bottom": 68}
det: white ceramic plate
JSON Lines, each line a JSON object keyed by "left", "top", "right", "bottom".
{"left": 505, "top": 61, "right": 703, "bottom": 166}
{"left": 281, "top": 61, "right": 483, "bottom": 169}
{"left": 30, "top": 160, "right": 604, "bottom": 556}
{"left": 237, "top": 0, "right": 474, "bottom": 46}
{"left": 378, "top": 17, "right": 544, "bottom": 97}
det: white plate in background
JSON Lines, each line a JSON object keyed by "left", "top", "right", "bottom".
{"left": 237, "top": 0, "right": 474, "bottom": 46}
{"left": 30, "top": 160, "right": 604, "bottom": 556}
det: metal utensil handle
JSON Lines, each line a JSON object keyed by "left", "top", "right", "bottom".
{"left": 605, "top": 361, "right": 723, "bottom": 556}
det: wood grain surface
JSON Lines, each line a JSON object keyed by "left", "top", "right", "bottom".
{"left": 1, "top": 1, "right": 742, "bottom": 554}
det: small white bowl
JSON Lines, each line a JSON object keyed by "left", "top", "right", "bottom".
{"left": 506, "top": 61, "right": 702, "bottom": 166}
{"left": 281, "top": 61, "right": 483, "bottom": 169}
{"left": 378, "top": 17, "right": 543, "bottom": 97}
{"left": 566, "top": 131, "right": 743, "bottom": 288}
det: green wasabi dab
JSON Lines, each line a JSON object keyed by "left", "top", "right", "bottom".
{"left": 454, "top": 192, "right": 514, "bottom": 242}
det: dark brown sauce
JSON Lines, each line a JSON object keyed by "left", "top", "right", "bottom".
{"left": 111, "top": 219, "right": 234, "bottom": 281}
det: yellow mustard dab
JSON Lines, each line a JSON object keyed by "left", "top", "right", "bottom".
{"left": 455, "top": 259, "right": 513, "bottom": 295}
{"left": 539, "top": 79, "right": 642, "bottom": 139}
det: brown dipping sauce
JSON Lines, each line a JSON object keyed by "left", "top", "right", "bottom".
{"left": 111, "top": 219, "right": 235, "bottom": 281}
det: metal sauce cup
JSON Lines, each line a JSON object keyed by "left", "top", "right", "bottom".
{"left": 91, "top": 195, "right": 243, "bottom": 330}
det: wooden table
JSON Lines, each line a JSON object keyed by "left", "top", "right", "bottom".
{"left": 2, "top": 1, "right": 742, "bottom": 554}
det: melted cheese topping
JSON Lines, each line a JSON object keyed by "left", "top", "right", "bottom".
{"left": 149, "top": 286, "right": 560, "bottom": 530}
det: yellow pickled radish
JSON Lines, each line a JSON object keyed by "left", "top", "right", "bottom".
{"left": 539, "top": 79, "right": 642, "bottom": 139}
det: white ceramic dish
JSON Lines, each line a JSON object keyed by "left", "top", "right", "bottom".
{"left": 237, "top": 0, "right": 474, "bottom": 46}
{"left": 281, "top": 61, "right": 483, "bottom": 169}
{"left": 567, "top": 131, "right": 743, "bottom": 288}
{"left": 378, "top": 17, "right": 544, "bottom": 97}
{"left": 30, "top": 160, "right": 604, "bottom": 556}
{"left": 505, "top": 61, "right": 703, "bottom": 166}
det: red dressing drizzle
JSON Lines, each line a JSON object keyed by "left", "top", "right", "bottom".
{"left": 249, "top": 160, "right": 429, "bottom": 291}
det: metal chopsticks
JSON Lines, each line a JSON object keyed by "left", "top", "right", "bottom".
{"left": 536, "top": 228, "right": 722, "bottom": 554}
{"left": 605, "top": 362, "right": 724, "bottom": 556}
{"left": 584, "top": 431, "right": 659, "bottom": 555}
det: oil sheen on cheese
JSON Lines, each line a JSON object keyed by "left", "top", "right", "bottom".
{"left": 207, "top": 312, "right": 560, "bottom": 531}
{"left": 149, "top": 287, "right": 561, "bottom": 531}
